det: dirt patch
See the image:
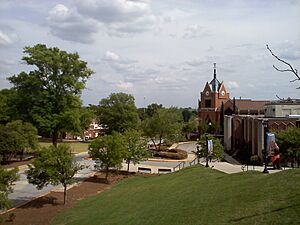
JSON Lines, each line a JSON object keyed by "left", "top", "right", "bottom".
{"left": 1, "top": 171, "right": 155, "bottom": 225}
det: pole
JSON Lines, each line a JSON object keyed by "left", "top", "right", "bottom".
{"left": 205, "top": 134, "right": 209, "bottom": 167}
{"left": 263, "top": 120, "right": 269, "bottom": 174}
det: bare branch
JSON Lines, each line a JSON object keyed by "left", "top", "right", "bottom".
{"left": 267, "top": 44, "right": 300, "bottom": 89}
{"left": 276, "top": 95, "right": 284, "bottom": 101}
{"left": 273, "top": 65, "right": 293, "bottom": 73}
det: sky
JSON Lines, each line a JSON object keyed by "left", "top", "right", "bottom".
{"left": 0, "top": 0, "right": 299, "bottom": 108}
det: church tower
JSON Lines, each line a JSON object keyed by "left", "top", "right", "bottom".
{"left": 198, "top": 63, "right": 230, "bottom": 124}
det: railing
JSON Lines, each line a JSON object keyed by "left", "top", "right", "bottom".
{"left": 173, "top": 161, "right": 186, "bottom": 172}
{"left": 189, "top": 157, "right": 198, "bottom": 166}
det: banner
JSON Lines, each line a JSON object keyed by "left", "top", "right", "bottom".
{"left": 266, "top": 133, "right": 277, "bottom": 154}
{"left": 207, "top": 139, "right": 213, "bottom": 155}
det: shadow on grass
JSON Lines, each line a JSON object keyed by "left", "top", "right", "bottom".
{"left": 229, "top": 203, "right": 300, "bottom": 223}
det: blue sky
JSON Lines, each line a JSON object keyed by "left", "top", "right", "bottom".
{"left": 0, "top": 0, "right": 299, "bottom": 108}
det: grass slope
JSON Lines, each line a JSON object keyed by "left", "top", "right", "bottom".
{"left": 52, "top": 166, "right": 300, "bottom": 225}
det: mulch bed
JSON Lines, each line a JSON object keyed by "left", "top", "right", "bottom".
{"left": 1, "top": 171, "right": 155, "bottom": 225}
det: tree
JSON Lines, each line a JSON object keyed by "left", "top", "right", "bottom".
{"left": 0, "top": 120, "right": 38, "bottom": 163}
{"left": 89, "top": 133, "right": 126, "bottom": 182}
{"left": 182, "top": 117, "right": 199, "bottom": 139}
{"left": 0, "top": 167, "right": 19, "bottom": 209}
{"left": 97, "top": 93, "right": 139, "bottom": 133}
{"left": 142, "top": 108, "right": 183, "bottom": 151}
{"left": 197, "top": 135, "right": 223, "bottom": 160}
{"left": 123, "top": 129, "right": 149, "bottom": 171}
{"left": 266, "top": 44, "right": 299, "bottom": 89}
{"left": 0, "top": 89, "right": 18, "bottom": 124}
{"left": 8, "top": 44, "right": 93, "bottom": 146}
{"left": 145, "top": 103, "right": 163, "bottom": 118}
{"left": 26, "top": 144, "right": 83, "bottom": 204}
{"left": 276, "top": 127, "right": 300, "bottom": 167}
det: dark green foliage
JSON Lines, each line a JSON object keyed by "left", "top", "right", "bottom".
{"left": 89, "top": 133, "right": 126, "bottom": 181}
{"left": 26, "top": 144, "right": 83, "bottom": 204}
{"left": 276, "top": 127, "right": 300, "bottom": 166}
{"left": 197, "top": 135, "right": 223, "bottom": 159}
{"left": 0, "top": 120, "right": 38, "bottom": 163}
{"left": 0, "top": 167, "right": 19, "bottom": 209}
{"left": 8, "top": 44, "right": 93, "bottom": 146}
{"left": 97, "top": 93, "right": 139, "bottom": 133}
{"left": 123, "top": 129, "right": 149, "bottom": 171}
{"left": 0, "top": 89, "right": 18, "bottom": 124}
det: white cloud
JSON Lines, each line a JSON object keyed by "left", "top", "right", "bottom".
{"left": 115, "top": 81, "right": 134, "bottom": 91}
{"left": 74, "top": 0, "right": 157, "bottom": 36}
{"left": 227, "top": 81, "right": 239, "bottom": 90}
{"left": 47, "top": 4, "right": 99, "bottom": 43}
{"left": 182, "top": 24, "right": 210, "bottom": 39}
{"left": 0, "top": 29, "right": 17, "bottom": 45}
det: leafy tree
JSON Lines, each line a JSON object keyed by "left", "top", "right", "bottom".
{"left": 142, "top": 108, "right": 183, "bottom": 151}
{"left": 26, "top": 144, "right": 83, "bottom": 204}
{"left": 97, "top": 93, "right": 139, "bottom": 133}
{"left": 8, "top": 44, "right": 93, "bottom": 146}
{"left": 0, "top": 89, "right": 18, "bottom": 124}
{"left": 0, "top": 120, "right": 38, "bottom": 163}
{"left": 182, "top": 116, "right": 199, "bottom": 139}
{"left": 197, "top": 135, "right": 223, "bottom": 160}
{"left": 145, "top": 103, "right": 163, "bottom": 118}
{"left": 0, "top": 167, "right": 19, "bottom": 209}
{"left": 276, "top": 127, "right": 300, "bottom": 167}
{"left": 89, "top": 133, "right": 126, "bottom": 182}
{"left": 123, "top": 129, "right": 149, "bottom": 171}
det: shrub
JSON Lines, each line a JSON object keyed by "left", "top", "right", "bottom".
{"left": 156, "top": 149, "right": 187, "bottom": 160}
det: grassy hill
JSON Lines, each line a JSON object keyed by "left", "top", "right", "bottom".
{"left": 52, "top": 166, "right": 300, "bottom": 225}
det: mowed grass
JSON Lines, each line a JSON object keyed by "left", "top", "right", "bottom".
{"left": 39, "top": 141, "right": 89, "bottom": 153}
{"left": 52, "top": 166, "right": 300, "bottom": 225}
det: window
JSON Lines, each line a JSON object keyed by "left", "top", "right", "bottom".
{"left": 205, "top": 100, "right": 211, "bottom": 108}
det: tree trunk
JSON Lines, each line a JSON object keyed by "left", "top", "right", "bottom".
{"left": 52, "top": 129, "right": 59, "bottom": 147}
{"left": 127, "top": 160, "right": 130, "bottom": 172}
{"left": 63, "top": 184, "right": 67, "bottom": 205}
{"left": 151, "top": 138, "right": 157, "bottom": 151}
{"left": 105, "top": 166, "right": 109, "bottom": 183}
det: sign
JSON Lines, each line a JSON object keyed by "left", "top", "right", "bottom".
{"left": 266, "top": 133, "right": 277, "bottom": 154}
{"left": 207, "top": 139, "right": 213, "bottom": 155}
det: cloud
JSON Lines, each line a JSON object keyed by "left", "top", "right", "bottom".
{"left": 182, "top": 24, "right": 210, "bottom": 39}
{"left": 47, "top": 4, "right": 98, "bottom": 43}
{"left": 115, "top": 81, "right": 134, "bottom": 91}
{"left": 102, "top": 51, "right": 137, "bottom": 64}
{"left": 0, "top": 28, "right": 17, "bottom": 46}
{"left": 227, "top": 81, "right": 239, "bottom": 90}
{"left": 75, "top": 0, "right": 157, "bottom": 36}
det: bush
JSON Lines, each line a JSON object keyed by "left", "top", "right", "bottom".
{"left": 155, "top": 149, "right": 187, "bottom": 160}
{"left": 250, "top": 155, "right": 262, "bottom": 166}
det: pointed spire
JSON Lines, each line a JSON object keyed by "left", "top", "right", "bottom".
{"left": 213, "top": 63, "right": 216, "bottom": 80}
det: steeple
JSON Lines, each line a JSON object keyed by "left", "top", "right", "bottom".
{"left": 213, "top": 63, "right": 216, "bottom": 80}
{"left": 210, "top": 62, "right": 220, "bottom": 92}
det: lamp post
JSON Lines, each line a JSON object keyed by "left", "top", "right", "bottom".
{"left": 262, "top": 119, "right": 269, "bottom": 174}
{"left": 205, "top": 134, "right": 209, "bottom": 167}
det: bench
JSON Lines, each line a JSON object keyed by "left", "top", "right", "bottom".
{"left": 138, "top": 167, "right": 152, "bottom": 173}
{"left": 158, "top": 168, "right": 172, "bottom": 174}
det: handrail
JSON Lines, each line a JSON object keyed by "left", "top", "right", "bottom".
{"left": 173, "top": 161, "right": 185, "bottom": 172}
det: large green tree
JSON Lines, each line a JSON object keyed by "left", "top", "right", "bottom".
{"left": 89, "top": 133, "right": 126, "bottom": 182}
{"left": 0, "top": 167, "right": 19, "bottom": 209}
{"left": 123, "top": 129, "right": 149, "bottom": 171}
{"left": 8, "top": 44, "right": 93, "bottom": 146}
{"left": 26, "top": 144, "right": 83, "bottom": 204}
{"left": 0, "top": 120, "right": 38, "bottom": 163}
{"left": 0, "top": 89, "right": 18, "bottom": 124}
{"left": 142, "top": 108, "right": 183, "bottom": 150}
{"left": 97, "top": 93, "right": 139, "bottom": 133}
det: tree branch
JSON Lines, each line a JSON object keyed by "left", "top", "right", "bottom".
{"left": 266, "top": 44, "right": 300, "bottom": 88}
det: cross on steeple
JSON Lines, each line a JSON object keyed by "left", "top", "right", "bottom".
{"left": 213, "top": 63, "right": 216, "bottom": 79}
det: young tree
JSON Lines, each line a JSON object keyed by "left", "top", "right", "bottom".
{"left": 97, "top": 93, "right": 139, "bottom": 133}
{"left": 8, "top": 44, "right": 93, "bottom": 146}
{"left": 89, "top": 133, "right": 126, "bottom": 182}
{"left": 26, "top": 144, "right": 83, "bottom": 204}
{"left": 142, "top": 108, "right": 183, "bottom": 151}
{"left": 123, "top": 129, "right": 149, "bottom": 171}
{"left": 0, "top": 120, "right": 38, "bottom": 163}
{"left": 266, "top": 44, "right": 299, "bottom": 89}
{"left": 0, "top": 167, "right": 19, "bottom": 209}
{"left": 276, "top": 127, "right": 300, "bottom": 167}
{"left": 197, "top": 135, "right": 223, "bottom": 160}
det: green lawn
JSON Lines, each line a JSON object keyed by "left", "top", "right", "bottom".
{"left": 52, "top": 166, "right": 300, "bottom": 225}
{"left": 39, "top": 142, "right": 89, "bottom": 154}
